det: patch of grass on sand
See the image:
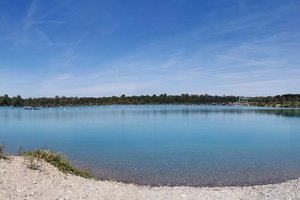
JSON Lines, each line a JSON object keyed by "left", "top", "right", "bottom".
{"left": 0, "top": 144, "right": 8, "bottom": 159}
{"left": 22, "top": 149, "right": 94, "bottom": 179}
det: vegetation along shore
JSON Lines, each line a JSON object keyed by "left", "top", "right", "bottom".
{"left": 0, "top": 94, "right": 299, "bottom": 108}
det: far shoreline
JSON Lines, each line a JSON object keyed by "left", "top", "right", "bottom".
{"left": 1, "top": 94, "right": 299, "bottom": 108}
{"left": 1, "top": 104, "right": 300, "bottom": 109}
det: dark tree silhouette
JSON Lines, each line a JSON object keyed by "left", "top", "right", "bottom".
{"left": 0, "top": 94, "right": 299, "bottom": 107}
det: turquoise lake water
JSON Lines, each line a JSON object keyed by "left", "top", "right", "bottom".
{"left": 1, "top": 105, "right": 300, "bottom": 186}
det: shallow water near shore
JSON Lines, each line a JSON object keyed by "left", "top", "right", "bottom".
{"left": 1, "top": 105, "right": 300, "bottom": 187}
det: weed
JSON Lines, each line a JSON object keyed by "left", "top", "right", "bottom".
{"left": 0, "top": 145, "right": 8, "bottom": 160}
{"left": 21, "top": 149, "right": 94, "bottom": 179}
{"left": 18, "top": 146, "right": 24, "bottom": 156}
{"left": 26, "top": 155, "right": 42, "bottom": 171}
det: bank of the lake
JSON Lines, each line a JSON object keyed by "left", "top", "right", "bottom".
{"left": 1, "top": 156, "right": 299, "bottom": 200}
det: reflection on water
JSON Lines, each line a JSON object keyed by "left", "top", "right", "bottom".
{"left": 0, "top": 105, "right": 300, "bottom": 186}
{"left": 1, "top": 106, "right": 300, "bottom": 121}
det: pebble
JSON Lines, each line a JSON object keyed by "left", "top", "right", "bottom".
{"left": 180, "top": 193, "right": 186, "bottom": 198}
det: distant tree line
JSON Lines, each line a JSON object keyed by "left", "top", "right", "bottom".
{"left": 249, "top": 94, "right": 300, "bottom": 107}
{"left": 0, "top": 94, "right": 299, "bottom": 108}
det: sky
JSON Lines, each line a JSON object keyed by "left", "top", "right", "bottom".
{"left": 0, "top": 0, "right": 299, "bottom": 97}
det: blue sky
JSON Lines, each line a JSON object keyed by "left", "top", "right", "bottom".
{"left": 0, "top": 0, "right": 299, "bottom": 97}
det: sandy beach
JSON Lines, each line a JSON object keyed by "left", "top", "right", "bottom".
{"left": 0, "top": 156, "right": 299, "bottom": 200}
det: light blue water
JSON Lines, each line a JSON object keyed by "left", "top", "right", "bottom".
{"left": 1, "top": 105, "right": 300, "bottom": 186}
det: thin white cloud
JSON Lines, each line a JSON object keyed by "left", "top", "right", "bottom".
{"left": 0, "top": 0, "right": 299, "bottom": 97}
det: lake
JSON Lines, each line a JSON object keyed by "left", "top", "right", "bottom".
{"left": 1, "top": 105, "right": 300, "bottom": 187}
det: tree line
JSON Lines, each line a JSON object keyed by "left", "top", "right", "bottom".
{"left": 249, "top": 94, "right": 300, "bottom": 107}
{"left": 0, "top": 94, "right": 299, "bottom": 107}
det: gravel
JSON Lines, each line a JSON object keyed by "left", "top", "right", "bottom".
{"left": 1, "top": 157, "right": 300, "bottom": 200}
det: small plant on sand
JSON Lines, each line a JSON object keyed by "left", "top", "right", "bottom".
{"left": 21, "top": 149, "right": 94, "bottom": 179}
{"left": 18, "top": 146, "right": 24, "bottom": 156}
{"left": 26, "top": 154, "right": 42, "bottom": 171}
{"left": 0, "top": 145, "right": 8, "bottom": 160}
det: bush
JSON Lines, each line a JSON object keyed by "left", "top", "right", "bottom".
{"left": 22, "top": 149, "right": 94, "bottom": 179}
{"left": 0, "top": 145, "right": 8, "bottom": 159}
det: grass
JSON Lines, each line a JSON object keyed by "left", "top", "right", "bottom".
{"left": 0, "top": 144, "right": 8, "bottom": 160}
{"left": 21, "top": 149, "right": 94, "bottom": 179}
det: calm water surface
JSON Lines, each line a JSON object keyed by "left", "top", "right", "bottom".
{"left": 1, "top": 105, "right": 300, "bottom": 186}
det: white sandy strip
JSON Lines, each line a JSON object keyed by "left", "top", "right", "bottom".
{"left": 0, "top": 157, "right": 300, "bottom": 200}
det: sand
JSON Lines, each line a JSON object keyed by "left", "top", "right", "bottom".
{"left": 1, "top": 156, "right": 300, "bottom": 200}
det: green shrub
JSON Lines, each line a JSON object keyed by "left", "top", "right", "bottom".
{"left": 26, "top": 155, "right": 42, "bottom": 170}
{"left": 22, "top": 149, "right": 94, "bottom": 179}
{"left": 0, "top": 145, "right": 8, "bottom": 159}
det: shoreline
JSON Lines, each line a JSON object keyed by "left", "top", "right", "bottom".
{"left": 1, "top": 156, "right": 300, "bottom": 200}
{"left": 1, "top": 104, "right": 300, "bottom": 109}
{"left": 93, "top": 175, "right": 300, "bottom": 189}
{"left": 1, "top": 94, "right": 299, "bottom": 108}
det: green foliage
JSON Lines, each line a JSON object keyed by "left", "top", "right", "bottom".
{"left": 0, "top": 94, "right": 10, "bottom": 106}
{"left": 22, "top": 149, "right": 94, "bottom": 179}
{"left": 0, "top": 144, "right": 8, "bottom": 159}
{"left": 249, "top": 94, "right": 300, "bottom": 108}
{"left": 10, "top": 95, "right": 24, "bottom": 107}
{"left": 0, "top": 94, "right": 299, "bottom": 107}
{"left": 18, "top": 146, "right": 25, "bottom": 156}
{"left": 0, "top": 94, "right": 239, "bottom": 106}
{"left": 26, "top": 155, "right": 42, "bottom": 170}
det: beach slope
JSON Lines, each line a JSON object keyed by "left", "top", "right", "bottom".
{"left": 1, "top": 157, "right": 299, "bottom": 200}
